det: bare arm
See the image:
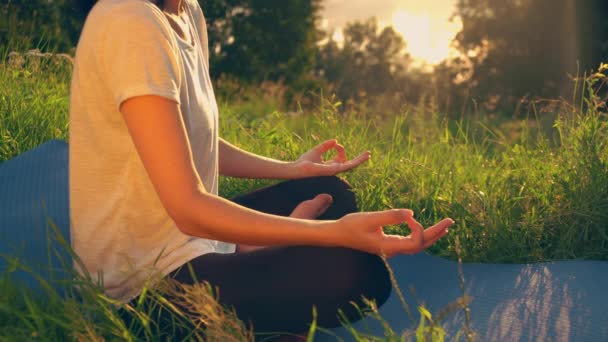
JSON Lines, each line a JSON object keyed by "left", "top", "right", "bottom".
{"left": 120, "top": 95, "right": 454, "bottom": 255}
{"left": 121, "top": 96, "right": 333, "bottom": 246}
{"left": 219, "top": 138, "right": 372, "bottom": 179}
{"left": 219, "top": 138, "right": 297, "bottom": 179}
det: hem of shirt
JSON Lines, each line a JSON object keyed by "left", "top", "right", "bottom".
{"left": 113, "top": 245, "right": 233, "bottom": 303}
{"left": 116, "top": 85, "right": 180, "bottom": 110}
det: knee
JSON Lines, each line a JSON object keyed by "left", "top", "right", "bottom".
{"left": 318, "top": 175, "right": 353, "bottom": 190}
{"left": 300, "top": 175, "right": 353, "bottom": 193}
{"left": 304, "top": 176, "right": 358, "bottom": 218}
{"left": 331, "top": 248, "right": 392, "bottom": 309}
{"left": 354, "top": 251, "right": 392, "bottom": 308}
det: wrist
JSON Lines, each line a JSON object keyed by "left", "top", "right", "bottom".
{"left": 313, "top": 220, "right": 342, "bottom": 248}
{"left": 285, "top": 161, "right": 306, "bottom": 179}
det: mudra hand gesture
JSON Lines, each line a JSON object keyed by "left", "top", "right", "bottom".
{"left": 292, "top": 139, "right": 371, "bottom": 178}
{"left": 329, "top": 209, "right": 453, "bottom": 258}
{"left": 239, "top": 138, "right": 453, "bottom": 255}
{"left": 293, "top": 140, "right": 453, "bottom": 256}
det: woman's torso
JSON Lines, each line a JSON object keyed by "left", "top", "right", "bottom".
{"left": 69, "top": 0, "right": 234, "bottom": 302}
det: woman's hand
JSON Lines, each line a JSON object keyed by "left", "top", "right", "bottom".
{"left": 328, "top": 209, "right": 454, "bottom": 258}
{"left": 293, "top": 139, "right": 371, "bottom": 178}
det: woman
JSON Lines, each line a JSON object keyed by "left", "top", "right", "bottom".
{"left": 70, "top": 0, "right": 454, "bottom": 338}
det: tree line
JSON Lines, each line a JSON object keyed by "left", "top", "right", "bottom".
{"left": 1, "top": 0, "right": 607, "bottom": 115}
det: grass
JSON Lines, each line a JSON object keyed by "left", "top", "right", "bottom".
{"left": 217, "top": 83, "right": 608, "bottom": 263}
{"left": 1, "top": 51, "right": 607, "bottom": 341}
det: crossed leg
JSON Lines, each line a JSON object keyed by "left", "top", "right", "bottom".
{"left": 169, "top": 176, "right": 392, "bottom": 336}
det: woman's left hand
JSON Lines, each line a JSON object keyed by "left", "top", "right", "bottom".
{"left": 292, "top": 139, "right": 371, "bottom": 178}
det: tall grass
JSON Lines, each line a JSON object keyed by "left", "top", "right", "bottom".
{"left": 0, "top": 50, "right": 71, "bottom": 161}
{"left": 218, "top": 85, "right": 608, "bottom": 263}
{"left": 1, "top": 51, "right": 607, "bottom": 340}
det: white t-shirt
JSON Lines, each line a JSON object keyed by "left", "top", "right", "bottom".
{"left": 69, "top": 0, "right": 235, "bottom": 302}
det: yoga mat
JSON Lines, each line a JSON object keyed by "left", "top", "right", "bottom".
{"left": 2, "top": 140, "right": 608, "bottom": 341}
{"left": 0, "top": 140, "right": 72, "bottom": 294}
{"left": 321, "top": 249, "right": 608, "bottom": 341}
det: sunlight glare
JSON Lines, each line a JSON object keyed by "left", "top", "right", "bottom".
{"left": 392, "top": 10, "right": 462, "bottom": 65}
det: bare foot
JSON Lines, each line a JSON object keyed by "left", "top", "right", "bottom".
{"left": 236, "top": 194, "right": 333, "bottom": 253}
{"left": 289, "top": 193, "right": 333, "bottom": 219}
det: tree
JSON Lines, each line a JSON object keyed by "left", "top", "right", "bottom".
{"left": 1, "top": 0, "right": 323, "bottom": 89}
{"left": 0, "top": 0, "right": 87, "bottom": 51}
{"left": 208, "top": 0, "right": 322, "bottom": 84}
{"left": 452, "top": 0, "right": 608, "bottom": 112}
{"left": 197, "top": 0, "right": 248, "bottom": 77}
{"left": 316, "top": 18, "right": 424, "bottom": 108}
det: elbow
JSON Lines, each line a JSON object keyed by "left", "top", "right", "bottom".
{"left": 169, "top": 211, "right": 196, "bottom": 236}
{"left": 164, "top": 191, "right": 214, "bottom": 239}
{"left": 166, "top": 199, "right": 196, "bottom": 236}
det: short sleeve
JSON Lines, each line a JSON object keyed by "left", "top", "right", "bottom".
{"left": 99, "top": 2, "right": 182, "bottom": 108}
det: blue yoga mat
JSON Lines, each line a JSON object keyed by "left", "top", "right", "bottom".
{"left": 1, "top": 140, "right": 608, "bottom": 341}
{"left": 319, "top": 253, "right": 608, "bottom": 341}
{"left": 0, "top": 140, "right": 72, "bottom": 293}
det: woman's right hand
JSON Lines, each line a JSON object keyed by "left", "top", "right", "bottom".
{"left": 328, "top": 209, "right": 454, "bottom": 258}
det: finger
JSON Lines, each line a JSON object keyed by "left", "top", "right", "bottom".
{"left": 363, "top": 209, "right": 413, "bottom": 228}
{"left": 383, "top": 218, "right": 454, "bottom": 256}
{"left": 311, "top": 162, "right": 346, "bottom": 176}
{"left": 422, "top": 228, "right": 448, "bottom": 249}
{"left": 338, "top": 151, "right": 371, "bottom": 172}
{"left": 332, "top": 143, "right": 348, "bottom": 163}
{"left": 421, "top": 218, "right": 452, "bottom": 240}
{"left": 381, "top": 234, "right": 424, "bottom": 256}
{"left": 404, "top": 215, "right": 424, "bottom": 248}
{"left": 314, "top": 139, "right": 337, "bottom": 156}
{"left": 422, "top": 218, "right": 454, "bottom": 248}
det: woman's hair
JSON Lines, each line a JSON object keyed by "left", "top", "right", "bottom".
{"left": 79, "top": 0, "right": 98, "bottom": 14}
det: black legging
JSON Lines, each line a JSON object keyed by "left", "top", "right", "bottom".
{"left": 130, "top": 176, "right": 392, "bottom": 337}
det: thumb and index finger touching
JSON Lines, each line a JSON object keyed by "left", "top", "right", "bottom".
{"left": 363, "top": 209, "right": 454, "bottom": 251}
{"left": 314, "top": 139, "right": 339, "bottom": 155}
{"left": 363, "top": 209, "right": 453, "bottom": 232}
{"left": 318, "top": 139, "right": 348, "bottom": 163}
{"left": 364, "top": 209, "right": 423, "bottom": 239}
{"left": 310, "top": 141, "right": 453, "bottom": 253}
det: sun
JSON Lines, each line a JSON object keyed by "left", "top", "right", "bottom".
{"left": 391, "top": 10, "right": 462, "bottom": 65}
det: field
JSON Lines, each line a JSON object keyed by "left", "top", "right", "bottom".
{"left": 1, "top": 52, "right": 607, "bottom": 341}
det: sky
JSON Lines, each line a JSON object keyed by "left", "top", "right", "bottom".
{"left": 321, "top": 0, "right": 461, "bottom": 66}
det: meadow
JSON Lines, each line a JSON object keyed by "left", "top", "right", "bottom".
{"left": 0, "top": 52, "right": 607, "bottom": 341}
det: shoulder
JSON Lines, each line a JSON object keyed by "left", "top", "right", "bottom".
{"left": 86, "top": 0, "right": 171, "bottom": 39}
{"left": 91, "top": 0, "right": 162, "bottom": 17}
{"left": 77, "top": 0, "right": 182, "bottom": 83}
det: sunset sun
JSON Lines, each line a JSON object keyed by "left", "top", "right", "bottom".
{"left": 391, "top": 10, "right": 462, "bottom": 65}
